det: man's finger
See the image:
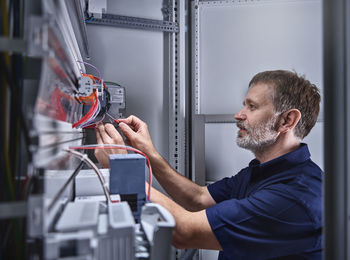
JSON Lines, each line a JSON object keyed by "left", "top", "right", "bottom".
{"left": 119, "top": 122, "right": 136, "bottom": 141}
{"left": 105, "top": 124, "right": 124, "bottom": 144}
{"left": 97, "top": 123, "right": 113, "bottom": 144}
{"left": 119, "top": 115, "right": 143, "bottom": 130}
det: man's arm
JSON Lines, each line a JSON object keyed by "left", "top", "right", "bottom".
{"left": 95, "top": 116, "right": 216, "bottom": 211}
{"left": 149, "top": 184, "right": 222, "bottom": 250}
{"left": 116, "top": 115, "right": 216, "bottom": 212}
{"left": 145, "top": 151, "right": 216, "bottom": 211}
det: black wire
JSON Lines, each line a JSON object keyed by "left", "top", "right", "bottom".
{"left": 14, "top": 0, "right": 23, "bottom": 200}
{"left": 13, "top": 0, "right": 20, "bottom": 38}
{"left": 0, "top": 0, "right": 5, "bottom": 202}
{"left": 1, "top": 220, "right": 13, "bottom": 252}
{"left": 9, "top": 56, "right": 22, "bottom": 200}
{"left": 9, "top": 0, "right": 19, "bottom": 188}
{"left": 0, "top": 53, "right": 32, "bottom": 163}
{"left": 47, "top": 160, "right": 84, "bottom": 212}
{"left": 8, "top": 3, "right": 25, "bottom": 259}
{"left": 9, "top": 0, "right": 23, "bottom": 201}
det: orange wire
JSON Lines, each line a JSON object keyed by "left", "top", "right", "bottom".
{"left": 72, "top": 90, "right": 98, "bottom": 128}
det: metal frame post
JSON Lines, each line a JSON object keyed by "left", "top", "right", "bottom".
{"left": 324, "top": 0, "right": 350, "bottom": 258}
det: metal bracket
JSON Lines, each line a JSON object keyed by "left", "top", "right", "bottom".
{"left": 161, "top": 2, "right": 174, "bottom": 19}
{"left": 204, "top": 114, "right": 236, "bottom": 124}
{"left": 86, "top": 13, "right": 179, "bottom": 33}
{"left": 0, "top": 37, "right": 27, "bottom": 53}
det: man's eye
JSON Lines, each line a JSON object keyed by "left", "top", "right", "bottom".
{"left": 249, "top": 104, "right": 255, "bottom": 109}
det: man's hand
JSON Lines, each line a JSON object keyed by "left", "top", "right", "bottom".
{"left": 95, "top": 123, "right": 127, "bottom": 168}
{"left": 118, "top": 115, "right": 158, "bottom": 160}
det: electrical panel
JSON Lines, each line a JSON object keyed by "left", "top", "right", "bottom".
{"left": 1, "top": 0, "right": 177, "bottom": 259}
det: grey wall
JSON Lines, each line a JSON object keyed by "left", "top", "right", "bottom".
{"left": 86, "top": 0, "right": 169, "bottom": 160}
{"left": 86, "top": 0, "right": 170, "bottom": 193}
{"left": 193, "top": 0, "right": 324, "bottom": 186}
{"left": 198, "top": 0, "right": 323, "bottom": 118}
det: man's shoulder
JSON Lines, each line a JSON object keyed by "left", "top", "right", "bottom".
{"left": 304, "top": 158, "right": 323, "bottom": 174}
{"left": 291, "top": 158, "right": 323, "bottom": 183}
{"left": 271, "top": 159, "right": 322, "bottom": 187}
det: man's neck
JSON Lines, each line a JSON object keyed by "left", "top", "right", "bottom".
{"left": 254, "top": 135, "right": 301, "bottom": 164}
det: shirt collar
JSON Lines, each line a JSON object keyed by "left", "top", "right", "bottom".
{"left": 249, "top": 143, "right": 311, "bottom": 182}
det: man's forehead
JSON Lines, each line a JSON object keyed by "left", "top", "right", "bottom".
{"left": 245, "top": 83, "right": 274, "bottom": 103}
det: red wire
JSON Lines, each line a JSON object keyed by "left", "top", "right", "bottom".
{"left": 51, "top": 87, "right": 67, "bottom": 121}
{"left": 82, "top": 115, "right": 106, "bottom": 129}
{"left": 72, "top": 90, "right": 99, "bottom": 128}
{"left": 20, "top": 175, "right": 29, "bottom": 199}
{"left": 69, "top": 146, "right": 152, "bottom": 201}
{"left": 92, "top": 75, "right": 107, "bottom": 89}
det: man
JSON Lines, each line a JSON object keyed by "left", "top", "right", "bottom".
{"left": 95, "top": 70, "right": 322, "bottom": 259}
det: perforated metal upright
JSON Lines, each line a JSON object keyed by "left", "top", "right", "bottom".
{"left": 167, "top": 0, "right": 189, "bottom": 177}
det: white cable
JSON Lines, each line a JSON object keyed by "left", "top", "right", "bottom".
{"left": 68, "top": 144, "right": 152, "bottom": 201}
{"left": 82, "top": 114, "right": 105, "bottom": 129}
{"left": 82, "top": 153, "right": 88, "bottom": 161}
{"left": 77, "top": 97, "right": 101, "bottom": 129}
{"left": 64, "top": 149, "right": 111, "bottom": 203}
{"left": 79, "top": 102, "right": 101, "bottom": 128}
{"left": 81, "top": 101, "right": 100, "bottom": 127}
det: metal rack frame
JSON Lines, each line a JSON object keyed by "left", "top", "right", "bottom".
{"left": 323, "top": 0, "right": 350, "bottom": 259}
{"left": 87, "top": 13, "right": 179, "bottom": 33}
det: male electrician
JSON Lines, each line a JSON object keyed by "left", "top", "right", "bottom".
{"left": 95, "top": 70, "right": 322, "bottom": 259}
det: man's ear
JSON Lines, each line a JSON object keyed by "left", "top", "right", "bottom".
{"left": 277, "top": 109, "right": 301, "bottom": 134}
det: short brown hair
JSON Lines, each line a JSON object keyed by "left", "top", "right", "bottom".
{"left": 249, "top": 70, "right": 321, "bottom": 139}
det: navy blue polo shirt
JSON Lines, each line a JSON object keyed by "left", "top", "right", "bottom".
{"left": 206, "top": 144, "right": 322, "bottom": 260}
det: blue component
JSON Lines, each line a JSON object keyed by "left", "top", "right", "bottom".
{"left": 109, "top": 154, "right": 146, "bottom": 221}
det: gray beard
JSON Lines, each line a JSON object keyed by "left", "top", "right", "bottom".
{"left": 236, "top": 115, "right": 280, "bottom": 154}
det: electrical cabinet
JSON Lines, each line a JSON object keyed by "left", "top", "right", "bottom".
{"left": 1, "top": 0, "right": 327, "bottom": 259}
{"left": 1, "top": 0, "right": 182, "bottom": 259}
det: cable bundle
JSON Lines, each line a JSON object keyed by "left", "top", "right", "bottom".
{"left": 73, "top": 61, "right": 120, "bottom": 129}
{"left": 72, "top": 90, "right": 100, "bottom": 128}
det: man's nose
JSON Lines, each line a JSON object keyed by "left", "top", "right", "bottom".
{"left": 234, "top": 109, "right": 246, "bottom": 121}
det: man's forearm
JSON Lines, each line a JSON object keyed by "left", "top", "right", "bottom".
{"left": 149, "top": 152, "right": 213, "bottom": 211}
{"left": 149, "top": 185, "right": 222, "bottom": 250}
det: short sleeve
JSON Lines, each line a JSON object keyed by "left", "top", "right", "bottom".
{"left": 206, "top": 184, "right": 321, "bottom": 259}
{"left": 207, "top": 169, "right": 249, "bottom": 202}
